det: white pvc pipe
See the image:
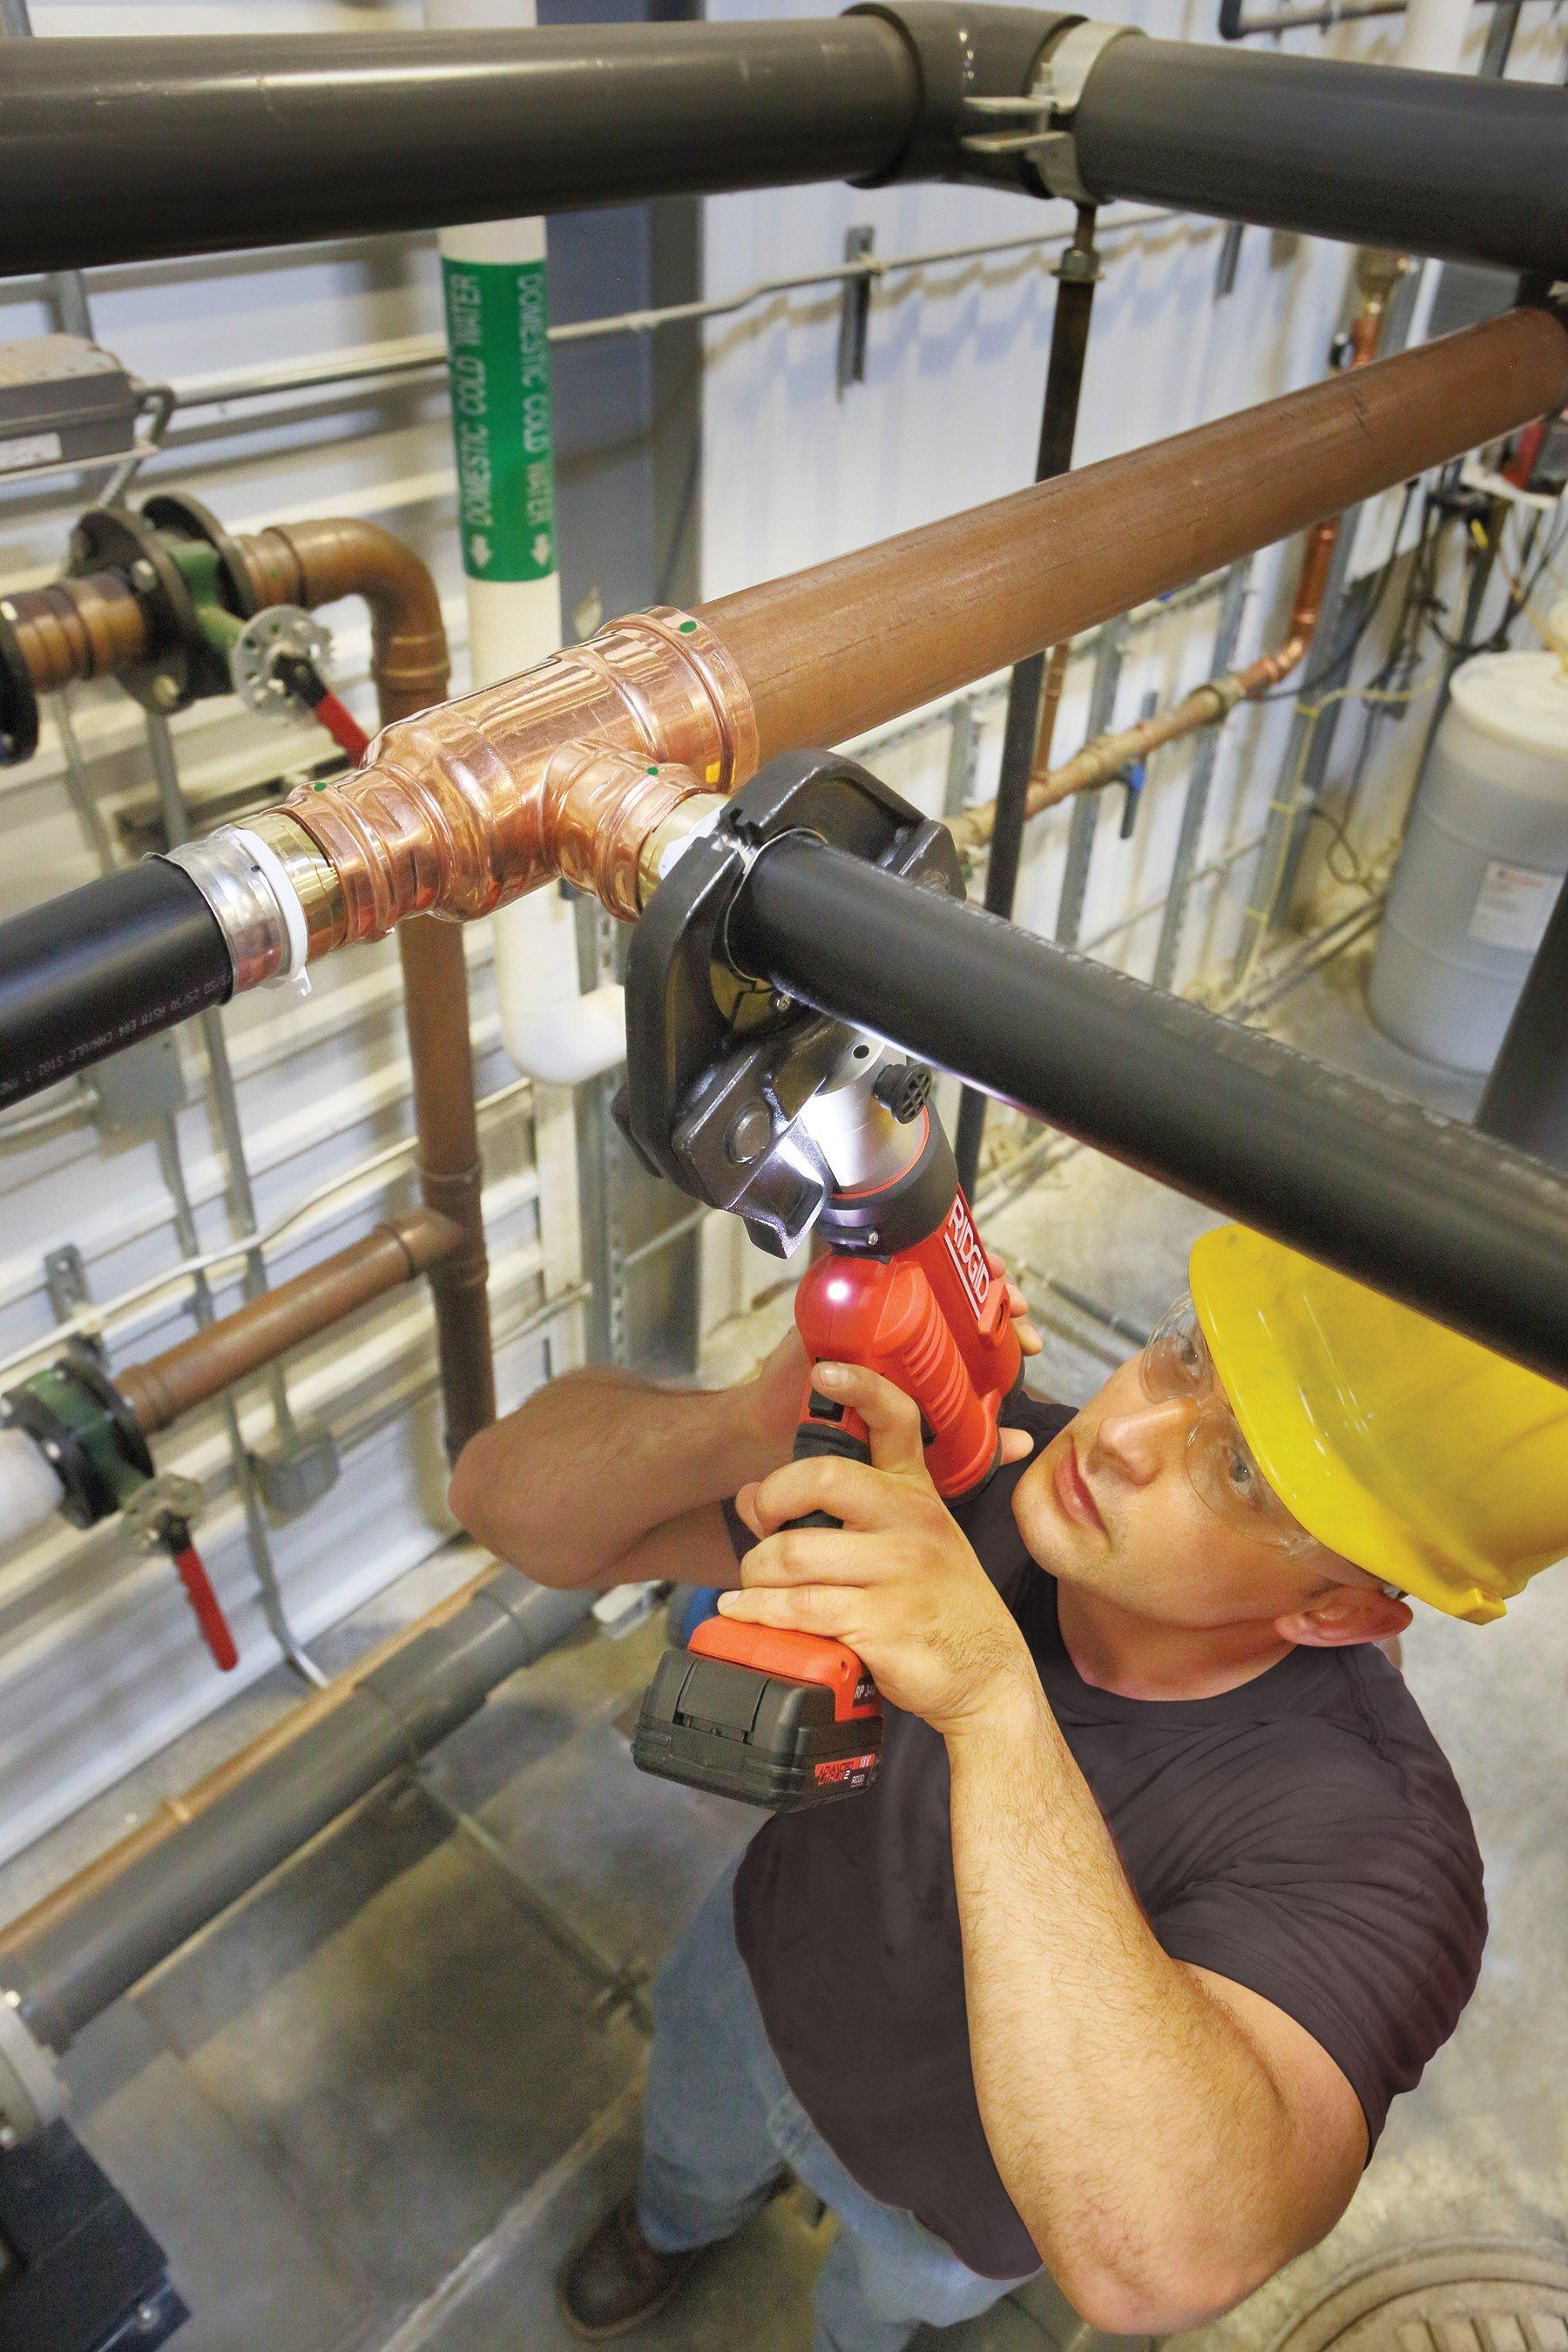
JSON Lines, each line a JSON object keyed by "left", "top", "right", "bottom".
{"left": 0, "top": 1428, "right": 64, "bottom": 1551}
{"left": 1396, "top": 0, "right": 1472, "bottom": 71}
{"left": 495, "top": 887, "right": 627, "bottom": 1085}
{"left": 427, "top": 0, "right": 625, "bottom": 1087}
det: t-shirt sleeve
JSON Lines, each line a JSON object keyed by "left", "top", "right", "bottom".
{"left": 1148, "top": 1762, "right": 1486, "bottom": 2151}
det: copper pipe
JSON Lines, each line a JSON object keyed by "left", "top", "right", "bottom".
{"left": 234, "top": 517, "right": 450, "bottom": 720}
{"left": 949, "top": 289, "right": 1397, "bottom": 850}
{"left": 696, "top": 304, "right": 1563, "bottom": 760}
{"left": 237, "top": 519, "right": 499, "bottom": 1458}
{"left": 117, "top": 1210, "right": 460, "bottom": 1436}
{"left": 6, "top": 511, "right": 498, "bottom": 1458}
{"left": 3, "top": 571, "right": 148, "bottom": 693}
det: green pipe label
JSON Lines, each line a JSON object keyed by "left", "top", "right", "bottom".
{"left": 443, "top": 255, "right": 558, "bottom": 583}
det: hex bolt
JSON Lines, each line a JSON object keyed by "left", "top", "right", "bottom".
{"left": 725, "top": 1103, "right": 774, "bottom": 1166}
{"left": 129, "top": 558, "right": 159, "bottom": 594}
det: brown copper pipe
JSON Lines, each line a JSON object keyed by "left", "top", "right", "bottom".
{"left": 118, "top": 1210, "right": 460, "bottom": 1436}
{"left": 697, "top": 304, "right": 1565, "bottom": 760}
{"left": 3, "top": 571, "right": 149, "bottom": 692}
{"left": 237, "top": 521, "right": 496, "bottom": 1455}
{"left": 6, "top": 512, "right": 498, "bottom": 1458}
{"left": 947, "top": 295, "right": 1396, "bottom": 849}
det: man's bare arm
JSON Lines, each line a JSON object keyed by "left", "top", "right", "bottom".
{"left": 448, "top": 1334, "right": 807, "bottom": 1591}
{"left": 947, "top": 1680, "right": 1366, "bottom": 2333}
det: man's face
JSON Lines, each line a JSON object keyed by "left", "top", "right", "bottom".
{"left": 1011, "top": 1348, "right": 1367, "bottom": 1633}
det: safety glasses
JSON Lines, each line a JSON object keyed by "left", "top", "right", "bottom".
{"left": 1139, "top": 1296, "right": 1321, "bottom": 1558}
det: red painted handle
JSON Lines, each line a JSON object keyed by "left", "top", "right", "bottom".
{"left": 310, "top": 691, "right": 370, "bottom": 763}
{"left": 169, "top": 1542, "right": 240, "bottom": 1673}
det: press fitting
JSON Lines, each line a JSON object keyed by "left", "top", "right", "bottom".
{"left": 161, "top": 827, "right": 315, "bottom": 994}
{"left": 272, "top": 607, "right": 759, "bottom": 941}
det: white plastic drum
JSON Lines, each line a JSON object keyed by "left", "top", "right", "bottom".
{"left": 1369, "top": 649, "right": 1568, "bottom": 1071}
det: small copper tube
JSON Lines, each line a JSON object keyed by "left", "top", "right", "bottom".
{"left": 950, "top": 283, "right": 1398, "bottom": 852}
{"left": 117, "top": 1211, "right": 461, "bottom": 1436}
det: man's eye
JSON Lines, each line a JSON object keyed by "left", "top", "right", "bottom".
{"left": 1225, "top": 1450, "right": 1257, "bottom": 1497}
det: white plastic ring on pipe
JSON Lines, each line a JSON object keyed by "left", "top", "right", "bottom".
{"left": 228, "top": 825, "right": 313, "bottom": 997}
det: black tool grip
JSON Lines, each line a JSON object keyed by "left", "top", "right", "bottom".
{"left": 784, "top": 1415, "right": 872, "bottom": 1533}
{"left": 0, "top": 861, "right": 232, "bottom": 1109}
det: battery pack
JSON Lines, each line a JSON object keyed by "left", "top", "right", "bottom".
{"left": 632, "top": 1644, "right": 883, "bottom": 1809}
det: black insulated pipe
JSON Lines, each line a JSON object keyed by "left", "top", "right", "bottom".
{"left": 1, "top": 11, "right": 1566, "bottom": 280}
{"left": 1072, "top": 39, "right": 1568, "bottom": 278}
{"left": 0, "top": 862, "right": 232, "bottom": 1110}
{"left": 0, "top": 9, "right": 1057, "bottom": 277}
{"left": 0, "top": 1574, "right": 593, "bottom": 2056}
{"left": 728, "top": 836, "right": 1568, "bottom": 1386}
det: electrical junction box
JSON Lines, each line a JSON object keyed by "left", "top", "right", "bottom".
{"left": 0, "top": 337, "right": 142, "bottom": 480}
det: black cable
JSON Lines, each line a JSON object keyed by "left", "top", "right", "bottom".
{"left": 1247, "top": 478, "right": 1420, "bottom": 705}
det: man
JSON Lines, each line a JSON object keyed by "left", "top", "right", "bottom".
{"left": 449, "top": 1221, "right": 1568, "bottom": 2351}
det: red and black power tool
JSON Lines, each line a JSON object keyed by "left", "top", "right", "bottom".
{"left": 616, "top": 749, "right": 1021, "bottom": 1810}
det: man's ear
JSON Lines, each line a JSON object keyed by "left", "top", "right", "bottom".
{"left": 1276, "top": 1582, "right": 1413, "bottom": 1651}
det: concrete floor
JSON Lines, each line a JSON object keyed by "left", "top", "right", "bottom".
{"left": 3, "top": 936, "right": 1564, "bottom": 2351}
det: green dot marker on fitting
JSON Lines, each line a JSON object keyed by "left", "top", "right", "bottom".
{"left": 679, "top": 620, "right": 697, "bottom": 633}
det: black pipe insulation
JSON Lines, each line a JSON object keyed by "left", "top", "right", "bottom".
{"left": 1072, "top": 39, "right": 1568, "bottom": 278}
{"left": 1476, "top": 878, "right": 1568, "bottom": 1173}
{"left": 727, "top": 836, "right": 1568, "bottom": 1387}
{"left": 0, "top": 10, "right": 1051, "bottom": 276}
{"left": 0, "top": 1574, "right": 594, "bottom": 2056}
{"left": 0, "top": 862, "right": 232, "bottom": 1110}
{"left": 0, "top": 9, "right": 1565, "bottom": 280}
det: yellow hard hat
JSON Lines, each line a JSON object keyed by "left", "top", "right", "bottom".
{"left": 1189, "top": 1224, "right": 1568, "bottom": 1624}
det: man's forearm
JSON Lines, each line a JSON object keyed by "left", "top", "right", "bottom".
{"left": 947, "top": 1680, "right": 1312, "bottom": 2332}
{"left": 449, "top": 1369, "right": 776, "bottom": 1588}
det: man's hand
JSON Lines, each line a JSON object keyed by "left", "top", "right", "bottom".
{"left": 720, "top": 1361, "right": 1038, "bottom": 1738}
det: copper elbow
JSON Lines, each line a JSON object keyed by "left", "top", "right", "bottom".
{"left": 237, "top": 517, "right": 450, "bottom": 721}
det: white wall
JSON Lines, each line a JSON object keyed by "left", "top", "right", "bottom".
{"left": 0, "top": 0, "right": 1563, "bottom": 1863}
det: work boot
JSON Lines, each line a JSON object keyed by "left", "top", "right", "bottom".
{"left": 557, "top": 2192, "right": 703, "bottom": 2339}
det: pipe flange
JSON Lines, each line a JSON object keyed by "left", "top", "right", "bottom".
{"left": 2, "top": 1355, "right": 151, "bottom": 1530}
{"left": 231, "top": 606, "right": 331, "bottom": 720}
{"left": 68, "top": 504, "right": 199, "bottom": 717}
{"left": 0, "top": 599, "right": 40, "bottom": 769}
{"left": 0, "top": 1990, "right": 65, "bottom": 2145}
{"left": 122, "top": 1474, "right": 204, "bottom": 1552}
{"left": 140, "top": 491, "right": 260, "bottom": 623}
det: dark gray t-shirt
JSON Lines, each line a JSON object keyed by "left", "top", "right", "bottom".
{"left": 727, "top": 1392, "right": 1486, "bottom": 2279}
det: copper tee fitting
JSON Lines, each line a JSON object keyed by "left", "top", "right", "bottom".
{"left": 258, "top": 606, "right": 758, "bottom": 950}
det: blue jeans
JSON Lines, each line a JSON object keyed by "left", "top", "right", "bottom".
{"left": 636, "top": 1861, "right": 1036, "bottom": 2352}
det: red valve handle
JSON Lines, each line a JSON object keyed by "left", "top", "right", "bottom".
{"left": 164, "top": 1528, "right": 239, "bottom": 1672}
{"left": 309, "top": 690, "right": 370, "bottom": 764}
